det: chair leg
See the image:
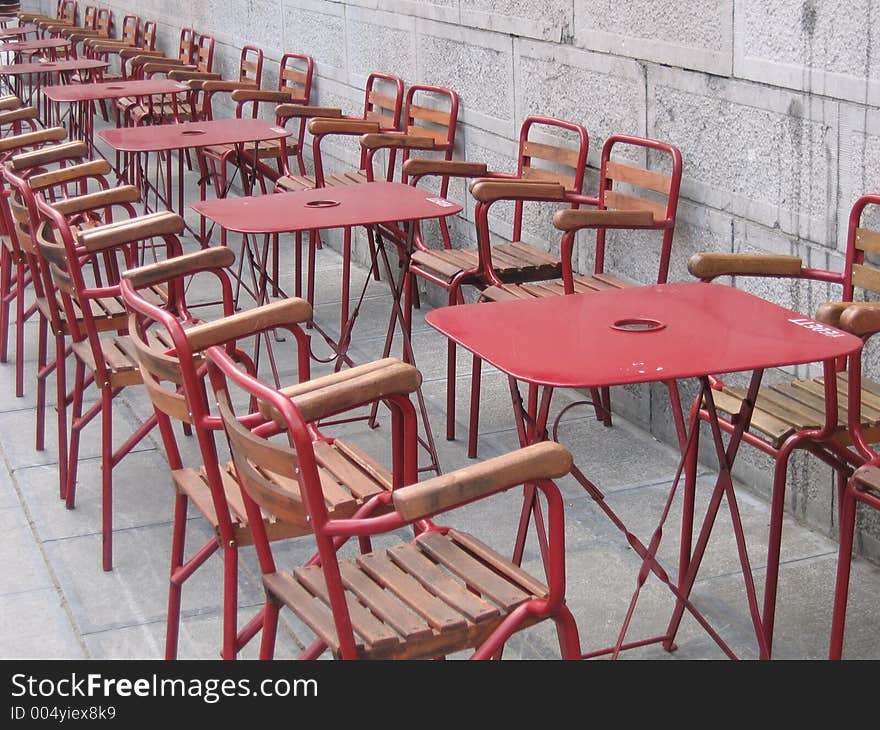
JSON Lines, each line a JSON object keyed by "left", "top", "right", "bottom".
{"left": 35, "top": 317, "right": 49, "bottom": 452}
{"left": 65, "top": 360, "right": 86, "bottom": 507}
{"left": 829, "top": 483, "right": 858, "bottom": 659}
{"left": 0, "top": 246, "right": 12, "bottom": 365}
{"left": 446, "top": 338, "right": 457, "bottom": 441}
{"left": 222, "top": 544, "right": 239, "bottom": 660}
{"left": 101, "top": 387, "right": 113, "bottom": 571}
{"left": 54, "top": 334, "right": 67, "bottom": 500}
{"left": 554, "top": 606, "right": 583, "bottom": 659}
{"left": 165, "top": 491, "right": 188, "bottom": 660}
{"left": 259, "top": 599, "right": 280, "bottom": 660}
{"left": 13, "top": 262, "right": 28, "bottom": 398}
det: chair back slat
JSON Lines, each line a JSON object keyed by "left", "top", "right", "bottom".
{"left": 603, "top": 189, "right": 668, "bottom": 220}
{"left": 605, "top": 160, "right": 672, "bottom": 195}
{"left": 852, "top": 263, "right": 880, "bottom": 294}
{"left": 855, "top": 227, "right": 880, "bottom": 255}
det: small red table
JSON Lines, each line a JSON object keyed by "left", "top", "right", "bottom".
{"left": 99, "top": 118, "right": 292, "bottom": 231}
{"left": 43, "top": 78, "right": 187, "bottom": 145}
{"left": 0, "top": 37, "right": 69, "bottom": 54}
{"left": 426, "top": 281, "right": 862, "bottom": 659}
{"left": 0, "top": 57, "right": 107, "bottom": 109}
{"left": 195, "top": 181, "right": 464, "bottom": 476}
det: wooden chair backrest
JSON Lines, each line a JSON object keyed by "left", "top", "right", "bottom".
{"left": 239, "top": 44, "right": 263, "bottom": 85}
{"left": 404, "top": 83, "right": 458, "bottom": 153}
{"left": 58, "top": 0, "right": 77, "bottom": 23}
{"left": 80, "top": 3, "right": 94, "bottom": 29}
{"left": 363, "top": 72, "right": 404, "bottom": 131}
{"left": 194, "top": 31, "right": 214, "bottom": 71}
{"left": 517, "top": 116, "right": 589, "bottom": 194}
{"left": 177, "top": 26, "right": 193, "bottom": 64}
{"left": 119, "top": 14, "right": 139, "bottom": 45}
{"left": 843, "top": 195, "right": 880, "bottom": 302}
{"left": 141, "top": 20, "right": 156, "bottom": 51}
{"left": 278, "top": 52, "right": 312, "bottom": 103}
{"left": 94, "top": 6, "right": 110, "bottom": 37}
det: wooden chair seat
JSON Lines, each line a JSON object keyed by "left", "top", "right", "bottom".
{"left": 275, "top": 170, "right": 369, "bottom": 193}
{"left": 411, "top": 241, "right": 562, "bottom": 286}
{"left": 712, "top": 373, "right": 880, "bottom": 448}
{"left": 70, "top": 322, "right": 178, "bottom": 387}
{"left": 173, "top": 435, "right": 393, "bottom": 547}
{"left": 264, "top": 527, "right": 548, "bottom": 660}
{"left": 202, "top": 137, "right": 301, "bottom": 162}
{"left": 481, "top": 273, "right": 633, "bottom": 302}
{"left": 35, "top": 284, "right": 167, "bottom": 333}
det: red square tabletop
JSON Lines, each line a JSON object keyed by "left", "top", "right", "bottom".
{"left": 42, "top": 77, "right": 186, "bottom": 103}
{"left": 192, "top": 181, "right": 463, "bottom": 234}
{"left": 98, "top": 117, "right": 291, "bottom": 153}
{"left": 0, "top": 37, "right": 68, "bottom": 52}
{"left": 0, "top": 58, "right": 107, "bottom": 75}
{"left": 0, "top": 25, "right": 37, "bottom": 37}
{"left": 425, "top": 281, "right": 861, "bottom": 389}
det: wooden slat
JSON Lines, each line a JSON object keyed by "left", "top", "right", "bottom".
{"left": 281, "top": 67, "right": 307, "bottom": 84}
{"left": 605, "top": 160, "right": 672, "bottom": 194}
{"left": 356, "top": 550, "right": 470, "bottom": 630}
{"left": 312, "top": 440, "right": 385, "bottom": 500}
{"left": 405, "top": 124, "right": 448, "bottom": 145}
{"left": 407, "top": 102, "right": 451, "bottom": 126}
{"left": 833, "top": 373, "right": 880, "bottom": 413}
{"left": 295, "top": 565, "right": 401, "bottom": 650}
{"left": 411, "top": 250, "right": 469, "bottom": 280}
{"left": 449, "top": 530, "right": 548, "bottom": 597}
{"left": 713, "top": 388, "right": 795, "bottom": 444}
{"left": 338, "top": 562, "right": 434, "bottom": 642}
{"left": 855, "top": 227, "right": 880, "bottom": 254}
{"left": 752, "top": 386, "right": 826, "bottom": 428}
{"left": 521, "top": 165, "right": 576, "bottom": 190}
{"left": 331, "top": 438, "right": 393, "bottom": 490}
{"left": 523, "top": 139, "right": 581, "bottom": 169}
{"left": 315, "top": 468, "right": 361, "bottom": 513}
{"left": 264, "top": 571, "right": 345, "bottom": 655}
{"left": 770, "top": 381, "right": 847, "bottom": 427}
{"left": 851, "top": 263, "right": 880, "bottom": 294}
{"left": 415, "top": 531, "right": 530, "bottom": 611}
{"left": 367, "top": 91, "right": 399, "bottom": 112}
{"left": 364, "top": 110, "right": 397, "bottom": 129}
{"left": 507, "top": 240, "right": 560, "bottom": 265}
{"left": 604, "top": 189, "right": 668, "bottom": 219}
{"left": 801, "top": 378, "right": 880, "bottom": 424}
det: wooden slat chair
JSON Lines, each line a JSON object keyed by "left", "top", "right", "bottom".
{"left": 0, "top": 126, "right": 73, "bottom": 400}
{"left": 36, "top": 0, "right": 79, "bottom": 37}
{"left": 120, "top": 250, "right": 424, "bottom": 659}
{"left": 121, "top": 29, "right": 214, "bottom": 127}
{"left": 194, "top": 44, "right": 269, "bottom": 203}
{"left": 405, "top": 115, "right": 590, "bottom": 446}
{"left": 34, "top": 201, "right": 182, "bottom": 571}
{"left": 0, "top": 104, "right": 40, "bottom": 140}
{"left": 684, "top": 192, "right": 880, "bottom": 657}
{"left": 4, "top": 153, "right": 153, "bottom": 512}
{"left": 205, "top": 343, "right": 582, "bottom": 660}
{"left": 63, "top": 5, "right": 109, "bottom": 58}
{"left": 199, "top": 52, "right": 314, "bottom": 200}
{"left": 462, "top": 135, "right": 684, "bottom": 456}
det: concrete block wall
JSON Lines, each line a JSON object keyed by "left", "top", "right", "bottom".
{"left": 21, "top": 1, "right": 880, "bottom": 559}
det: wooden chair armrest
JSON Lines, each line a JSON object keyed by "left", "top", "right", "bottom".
{"left": 141, "top": 59, "right": 194, "bottom": 74}
{"left": 10, "top": 139, "right": 88, "bottom": 169}
{"left": 201, "top": 80, "right": 259, "bottom": 94}
{"left": 0, "top": 95, "right": 22, "bottom": 111}
{"left": 75, "top": 211, "right": 184, "bottom": 253}
{"left": 231, "top": 89, "right": 294, "bottom": 104}
{"left": 359, "top": 132, "right": 436, "bottom": 151}
{"left": 120, "top": 47, "right": 165, "bottom": 60}
{"left": 28, "top": 159, "right": 112, "bottom": 190}
{"left": 275, "top": 104, "right": 342, "bottom": 120}
{"left": 122, "top": 247, "right": 236, "bottom": 290}
{"left": 393, "top": 442, "right": 572, "bottom": 521}
{"left": 687, "top": 252, "right": 804, "bottom": 280}
{"left": 308, "top": 118, "right": 380, "bottom": 137}
{"left": 166, "top": 69, "right": 222, "bottom": 84}
{"left": 402, "top": 159, "right": 488, "bottom": 179}
{"left": 0, "top": 105, "right": 38, "bottom": 124}
{"left": 50, "top": 185, "right": 141, "bottom": 216}
{"left": 264, "top": 357, "right": 421, "bottom": 424}
{"left": 818, "top": 301, "right": 880, "bottom": 337}
{"left": 553, "top": 208, "right": 655, "bottom": 231}
{"left": 66, "top": 30, "right": 102, "bottom": 42}
{"left": 469, "top": 178, "right": 567, "bottom": 204}
{"left": 0, "top": 126, "right": 66, "bottom": 153}
{"left": 184, "top": 297, "right": 312, "bottom": 352}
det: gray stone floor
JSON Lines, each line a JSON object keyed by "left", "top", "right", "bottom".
{"left": 1, "top": 106, "right": 880, "bottom": 662}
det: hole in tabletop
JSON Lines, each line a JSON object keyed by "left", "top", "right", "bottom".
{"left": 305, "top": 199, "right": 340, "bottom": 208}
{"left": 611, "top": 318, "right": 665, "bottom": 333}
{"left": 181, "top": 129, "right": 206, "bottom": 136}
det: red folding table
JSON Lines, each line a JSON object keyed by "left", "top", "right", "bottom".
{"left": 194, "top": 180, "right": 463, "bottom": 476}
{"left": 0, "top": 57, "right": 106, "bottom": 111}
{"left": 426, "top": 281, "right": 862, "bottom": 659}
{"left": 43, "top": 77, "right": 187, "bottom": 153}
{"left": 99, "top": 118, "right": 291, "bottom": 236}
